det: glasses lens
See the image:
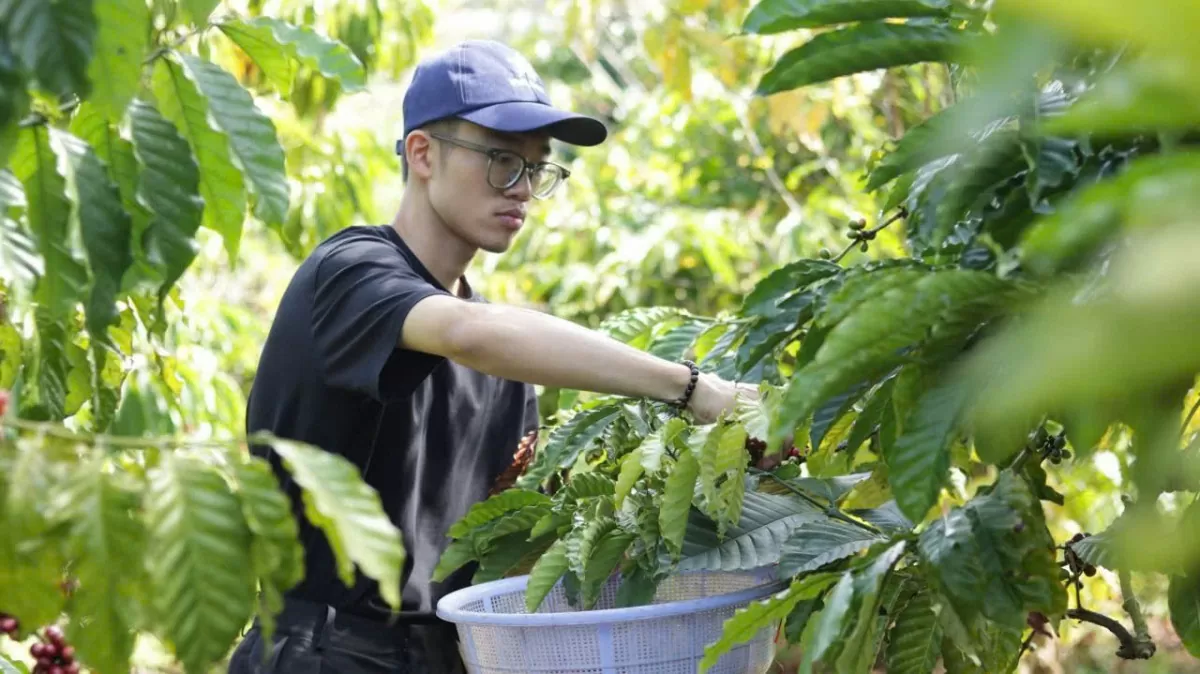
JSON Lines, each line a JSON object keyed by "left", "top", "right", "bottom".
{"left": 530, "top": 165, "right": 564, "bottom": 198}
{"left": 488, "top": 151, "right": 525, "bottom": 189}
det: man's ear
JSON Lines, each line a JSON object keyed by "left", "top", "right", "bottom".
{"left": 404, "top": 131, "right": 436, "bottom": 181}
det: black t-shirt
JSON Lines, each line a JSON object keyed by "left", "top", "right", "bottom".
{"left": 246, "top": 224, "right": 539, "bottom": 622}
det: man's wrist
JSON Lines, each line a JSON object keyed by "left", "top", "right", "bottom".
{"left": 670, "top": 360, "right": 700, "bottom": 408}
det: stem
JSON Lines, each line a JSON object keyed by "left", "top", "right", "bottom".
{"left": 3, "top": 416, "right": 241, "bottom": 450}
{"left": 1182, "top": 395, "right": 1200, "bottom": 438}
{"left": 1119, "top": 570, "right": 1151, "bottom": 640}
{"left": 833, "top": 208, "right": 907, "bottom": 263}
{"left": 144, "top": 22, "right": 214, "bottom": 64}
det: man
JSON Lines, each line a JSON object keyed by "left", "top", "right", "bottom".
{"left": 228, "top": 39, "right": 755, "bottom": 673}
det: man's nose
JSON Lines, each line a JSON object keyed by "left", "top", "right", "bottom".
{"left": 503, "top": 170, "right": 533, "bottom": 201}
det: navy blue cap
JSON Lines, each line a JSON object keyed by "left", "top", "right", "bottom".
{"left": 399, "top": 40, "right": 608, "bottom": 150}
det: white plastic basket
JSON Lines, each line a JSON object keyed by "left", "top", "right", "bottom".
{"left": 436, "top": 566, "right": 787, "bottom": 674}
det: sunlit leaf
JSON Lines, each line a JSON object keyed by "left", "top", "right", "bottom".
{"left": 87, "top": 0, "right": 148, "bottom": 119}
{"left": 525, "top": 539, "right": 570, "bottom": 612}
{"left": 176, "top": 54, "right": 290, "bottom": 229}
{"left": 144, "top": 453, "right": 256, "bottom": 674}
{"left": 218, "top": 16, "right": 367, "bottom": 94}
{"left": 261, "top": 434, "right": 406, "bottom": 610}
{"left": 756, "top": 23, "right": 967, "bottom": 94}
{"left": 743, "top": 0, "right": 950, "bottom": 35}
{"left": 660, "top": 446, "right": 700, "bottom": 556}
{"left": 152, "top": 58, "right": 247, "bottom": 259}
{"left": 887, "top": 589, "right": 943, "bottom": 674}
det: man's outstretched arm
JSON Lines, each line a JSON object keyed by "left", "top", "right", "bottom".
{"left": 401, "top": 295, "right": 752, "bottom": 423}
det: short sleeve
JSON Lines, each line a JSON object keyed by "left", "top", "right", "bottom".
{"left": 311, "top": 237, "right": 451, "bottom": 400}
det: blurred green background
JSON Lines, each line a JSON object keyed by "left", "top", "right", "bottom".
{"left": 15, "top": 0, "right": 1191, "bottom": 671}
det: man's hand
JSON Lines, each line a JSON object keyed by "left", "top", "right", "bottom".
{"left": 686, "top": 373, "right": 758, "bottom": 425}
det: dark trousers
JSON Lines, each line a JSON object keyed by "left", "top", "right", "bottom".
{"left": 227, "top": 599, "right": 468, "bottom": 674}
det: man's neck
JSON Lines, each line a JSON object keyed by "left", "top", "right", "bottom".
{"left": 389, "top": 194, "right": 476, "bottom": 296}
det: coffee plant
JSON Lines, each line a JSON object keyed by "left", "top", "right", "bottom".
{"left": 437, "top": 0, "right": 1200, "bottom": 671}
{"left": 0, "top": 1, "right": 414, "bottom": 673}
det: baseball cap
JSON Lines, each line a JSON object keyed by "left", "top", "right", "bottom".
{"left": 399, "top": 40, "right": 608, "bottom": 150}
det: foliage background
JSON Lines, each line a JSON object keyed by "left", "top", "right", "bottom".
{"left": 1, "top": 0, "right": 1197, "bottom": 671}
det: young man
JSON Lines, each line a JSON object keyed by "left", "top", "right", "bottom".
{"left": 228, "top": 39, "right": 755, "bottom": 673}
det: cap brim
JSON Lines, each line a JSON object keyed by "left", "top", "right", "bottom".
{"left": 459, "top": 101, "right": 608, "bottom": 147}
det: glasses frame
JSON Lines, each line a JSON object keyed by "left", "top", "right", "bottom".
{"left": 427, "top": 132, "right": 571, "bottom": 199}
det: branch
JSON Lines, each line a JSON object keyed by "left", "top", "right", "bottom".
{"left": 1067, "top": 609, "right": 1156, "bottom": 660}
{"left": 833, "top": 208, "right": 908, "bottom": 263}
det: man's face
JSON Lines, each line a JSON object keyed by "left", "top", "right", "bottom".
{"left": 426, "top": 122, "right": 554, "bottom": 254}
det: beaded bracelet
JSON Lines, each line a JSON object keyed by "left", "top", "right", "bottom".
{"left": 672, "top": 360, "right": 700, "bottom": 408}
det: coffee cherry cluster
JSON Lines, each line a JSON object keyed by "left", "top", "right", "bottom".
{"left": 1061, "top": 532, "right": 1097, "bottom": 578}
{"left": 30, "top": 625, "right": 79, "bottom": 674}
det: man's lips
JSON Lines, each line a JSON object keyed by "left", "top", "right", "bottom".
{"left": 497, "top": 209, "right": 525, "bottom": 229}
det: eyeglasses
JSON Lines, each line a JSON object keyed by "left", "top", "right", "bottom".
{"left": 428, "top": 132, "right": 571, "bottom": 199}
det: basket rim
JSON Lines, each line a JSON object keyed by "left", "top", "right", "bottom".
{"left": 435, "top": 567, "right": 788, "bottom": 627}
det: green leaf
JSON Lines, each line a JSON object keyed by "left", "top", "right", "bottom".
{"left": 614, "top": 448, "right": 644, "bottom": 508}
{"left": 846, "top": 377, "right": 895, "bottom": 453}
{"left": 261, "top": 434, "right": 406, "bottom": 610}
{"left": 740, "top": 259, "right": 841, "bottom": 318}
{"left": 743, "top": 0, "right": 950, "bottom": 34}
{"left": 887, "top": 589, "right": 943, "bottom": 674}
{"left": 1045, "top": 60, "right": 1200, "bottom": 136}
{"left": 779, "top": 518, "right": 886, "bottom": 577}
{"left": 152, "top": 58, "right": 247, "bottom": 260}
{"left": 129, "top": 97, "right": 204, "bottom": 305}
{"left": 0, "top": 320, "right": 22, "bottom": 389}
{"left": 963, "top": 224, "right": 1200, "bottom": 457}
{"left": 581, "top": 529, "right": 634, "bottom": 608}
{"left": 809, "top": 378, "right": 871, "bottom": 450}
{"left": 886, "top": 377, "right": 970, "bottom": 521}
{"left": 432, "top": 538, "right": 476, "bottom": 583}
{"left": 218, "top": 16, "right": 367, "bottom": 94}
{"left": 918, "top": 509, "right": 985, "bottom": 622}
{"left": 59, "top": 456, "right": 144, "bottom": 674}
{"left": 228, "top": 453, "right": 305, "bottom": 643}
{"left": 694, "top": 419, "right": 749, "bottom": 534}
{"left": 660, "top": 446, "right": 700, "bottom": 556}
{"left": 799, "top": 571, "right": 856, "bottom": 671}
{"left": 0, "top": 170, "right": 39, "bottom": 290}
{"left": 701, "top": 573, "right": 839, "bottom": 672}
{"left": 181, "top": 0, "right": 221, "bottom": 24}
{"left": 773, "top": 269, "right": 1020, "bottom": 448}
{"left": 557, "top": 472, "right": 616, "bottom": 502}
{"left": 598, "top": 306, "right": 684, "bottom": 345}
{"left": 930, "top": 130, "right": 1027, "bottom": 243}
{"left": 756, "top": 23, "right": 967, "bottom": 94}
{"left": 49, "top": 128, "right": 133, "bottom": 340}
{"left": 2, "top": 0, "right": 96, "bottom": 98}
{"left": 87, "top": 0, "right": 148, "bottom": 118}
{"left": 866, "top": 103, "right": 968, "bottom": 192}
{"left": 175, "top": 54, "right": 289, "bottom": 228}
{"left": 448, "top": 489, "right": 550, "bottom": 538}
{"left": 648, "top": 319, "right": 708, "bottom": 360}
{"left": 1170, "top": 573, "right": 1200, "bottom": 657}
{"left": 9, "top": 126, "right": 87, "bottom": 316}
{"left": 144, "top": 453, "right": 256, "bottom": 674}
{"left": 517, "top": 404, "right": 622, "bottom": 488}
{"left": 474, "top": 531, "right": 553, "bottom": 584}
{"left": 1021, "top": 152, "right": 1200, "bottom": 275}
{"left": 0, "top": 654, "right": 23, "bottom": 674}
{"left": 834, "top": 541, "right": 908, "bottom": 674}
{"left": 853, "top": 500, "right": 914, "bottom": 534}
{"left": 525, "top": 539, "right": 570, "bottom": 612}
{"left": 678, "top": 491, "right": 823, "bottom": 572}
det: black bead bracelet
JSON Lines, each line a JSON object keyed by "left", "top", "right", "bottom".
{"left": 672, "top": 360, "right": 700, "bottom": 408}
